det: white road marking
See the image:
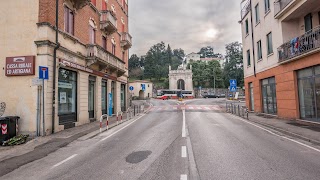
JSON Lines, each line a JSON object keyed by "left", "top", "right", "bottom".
{"left": 52, "top": 154, "right": 78, "bottom": 168}
{"left": 189, "top": 106, "right": 194, "bottom": 109}
{"left": 180, "top": 174, "right": 187, "bottom": 180}
{"left": 181, "top": 146, "right": 187, "bottom": 158}
{"left": 204, "top": 107, "right": 210, "bottom": 110}
{"left": 182, "top": 109, "right": 186, "bottom": 137}
{"left": 197, "top": 106, "right": 202, "bottom": 110}
{"left": 173, "top": 106, "right": 178, "bottom": 110}
{"left": 100, "top": 115, "right": 145, "bottom": 142}
{"left": 236, "top": 116, "right": 320, "bottom": 153}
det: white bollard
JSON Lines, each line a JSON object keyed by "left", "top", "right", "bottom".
{"left": 100, "top": 114, "right": 108, "bottom": 133}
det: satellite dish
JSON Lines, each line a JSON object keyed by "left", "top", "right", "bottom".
{"left": 0, "top": 102, "right": 6, "bottom": 117}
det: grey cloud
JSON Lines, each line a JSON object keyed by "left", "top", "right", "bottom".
{"left": 129, "top": 0, "right": 241, "bottom": 56}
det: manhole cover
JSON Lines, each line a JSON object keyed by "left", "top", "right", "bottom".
{"left": 126, "top": 151, "right": 152, "bottom": 164}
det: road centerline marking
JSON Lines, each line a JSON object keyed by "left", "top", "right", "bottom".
{"left": 52, "top": 154, "right": 78, "bottom": 168}
{"left": 181, "top": 146, "right": 187, "bottom": 158}
{"left": 180, "top": 174, "right": 187, "bottom": 180}
{"left": 182, "top": 109, "right": 186, "bottom": 138}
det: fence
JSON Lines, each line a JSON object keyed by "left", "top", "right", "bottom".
{"left": 226, "top": 103, "right": 249, "bottom": 119}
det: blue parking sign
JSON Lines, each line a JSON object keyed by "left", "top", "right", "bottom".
{"left": 229, "top": 79, "right": 237, "bottom": 86}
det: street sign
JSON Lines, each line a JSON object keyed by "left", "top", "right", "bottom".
{"left": 129, "top": 86, "right": 134, "bottom": 91}
{"left": 32, "top": 78, "right": 42, "bottom": 86}
{"left": 141, "top": 84, "right": 146, "bottom": 91}
{"left": 230, "top": 85, "right": 237, "bottom": 92}
{"left": 199, "top": 86, "right": 202, "bottom": 90}
{"left": 229, "top": 79, "right": 237, "bottom": 86}
{"left": 39, "top": 66, "right": 49, "bottom": 80}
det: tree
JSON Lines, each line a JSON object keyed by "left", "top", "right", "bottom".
{"left": 173, "top": 48, "right": 185, "bottom": 61}
{"left": 198, "top": 46, "right": 214, "bottom": 58}
{"left": 223, "top": 42, "right": 244, "bottom": 88}
{"left": 128, "top": 54, "right": 140, "bottom": 71}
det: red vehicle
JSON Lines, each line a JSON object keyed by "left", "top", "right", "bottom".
{"left": 157, "top": 89, "right": 194, "bottom": 100}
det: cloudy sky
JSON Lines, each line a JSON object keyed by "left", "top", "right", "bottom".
{"left": 128, "top": 0, "right": 242, "bottom": 56}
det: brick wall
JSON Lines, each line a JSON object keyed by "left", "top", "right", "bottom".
{"left": 38, "top": 0, "right": 129, "bottom": 66}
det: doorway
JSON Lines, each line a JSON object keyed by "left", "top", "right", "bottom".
{"left": 177, "top": 79, "right": 185, "bottom": 90}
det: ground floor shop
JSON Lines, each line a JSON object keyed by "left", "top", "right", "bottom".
{"left": 245, "top": 53, "right": 320, "bottom": 123}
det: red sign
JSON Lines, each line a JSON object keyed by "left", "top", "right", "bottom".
{"left": 5, "top": 56, "right": 35, "bottom": 76}
{"left": 1, "top": 124, "right": 7, "bottom": 135}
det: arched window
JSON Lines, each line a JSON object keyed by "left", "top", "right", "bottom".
{"left": 89, "top": 19, "right": 97, "bottom": 44}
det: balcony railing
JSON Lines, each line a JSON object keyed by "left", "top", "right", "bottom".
{"left": 100, "top": 10, "right": 117, "bottom": 34}
{"left": 274, "top": 0, "right": 294, "bottom": 16}
{"left": 121, "top": 32, "right": 132, "bottom": 50}
{"left": 86, "top": 44, "right": 125, "bottom": 72}
{"left": 278, "top": 26, "right": 320, "bottom": 63}
{"left": 240, "top": 0, "right": 251, "bottom": 20}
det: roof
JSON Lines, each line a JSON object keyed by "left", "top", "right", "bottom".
{"left": 129, "top": 80, "right": 153, "bottom": 83}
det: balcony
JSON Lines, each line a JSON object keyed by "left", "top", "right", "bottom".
{"left": 120, "top": 32, "right": 132, "bottom": 50}
{"left": 274, "top": 0, "right": 294, "bottom": 18}
{"left": 100, "top": 10, "right": 117, "bottom": 35}
{"left": 70, "top": 0, "right": 90, "bottom": 9}
{"left": 86, "top": 44, "right": 125, "bottom": 76}
{"left": 278, "top": 26, "right": 320, "bottom": 63}
{"left": 240, "top": 0, "right": 251, "bottom": 21}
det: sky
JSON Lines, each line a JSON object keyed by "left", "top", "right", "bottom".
{"left": 128, "top": 0, "right": 242, "bottom": 57}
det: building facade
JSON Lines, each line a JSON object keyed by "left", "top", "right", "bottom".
{"left": 128, "top": 80, "right": 153, "bottom": 100}
{"left": 240, "top": 0, "right": 320, "bottom": 123}
{"left": 186, "top": 52, "right": 201, "bottom": 64}
{"left": 0, "top": 0, "right": 131, "bottom": 135}
{"left": 169, "top": 65, "right": 193, "bottom": 91}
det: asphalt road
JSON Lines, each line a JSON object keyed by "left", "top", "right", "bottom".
{"left": 2, "top": 98, "right": 320, "bottom": 180}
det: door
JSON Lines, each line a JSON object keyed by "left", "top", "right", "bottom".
{"left": 88, "top": 76, "right": 95, "bottom": 119}
{"left": 315, "top": 76, "right": 320, "bottom": 122}
{"left": 249, "top": 83, "right": 254, "bottom": 111}
{"left": 111, "top": 81, "right": 115, "bottom": 114}
{"left": 101, "top": 81, "right": 107, "bottom": 115}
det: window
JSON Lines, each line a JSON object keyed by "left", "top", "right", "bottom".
{"left": 255, "top": 4, "right": 260, "bottom": 24}
{"left": 247, "top": 50, "right": 251, "bottom": 66}
{"left": 112, "top": 44, "right": 116, "bottom": 55}
{"left": 245, "top": 19, "right": 249, "bottom": 35}
{"left": 102, "top": 0, "right": 107, "bottom": 10}
{"left": 304, "top": 13, "right": 313, "bottom": 33}
{"left": 122, "top": 52, "right": 125, "bottom": 61}
{"left": 266, "top": 32, "right": 273, "bottom": 55}
{"left": 89, "top": 26, "right": 96, "bottom": 44}
{"left": 264, "top": 0, "right": 270, "bottom": 13}
{"left": 102, "top": 36, "right": 107, "bottom": 50}
{"left": 257, "top": 40, "right": 262, "bottom": 60}
{"left": 64, "top": 6, "right": 74, "bottom": 35}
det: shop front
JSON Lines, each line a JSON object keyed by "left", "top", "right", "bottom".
{"left": 88, "top": 76, "right": 96, "bottom": 120}
{"left": 101, "top": 80, "right": 108, "bottom": 115}
{"left": 298, "top": 65, "right": 320, "bottom": 122}
{"left": 261, "top": 77, "right": 277, "bottom": 115}
{"left": 58, "top": 68, "right": 77, "bottom": 125}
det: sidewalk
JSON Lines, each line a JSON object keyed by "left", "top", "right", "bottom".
{"left": 246, "top": 113, "right": 320, "bottom": 145}
{"left": 0, "top": 113, "right": 129, "bottom": 162}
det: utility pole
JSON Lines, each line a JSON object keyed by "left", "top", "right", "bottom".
{"left": 213, "top": 67, "right": 216, "bottom": 94}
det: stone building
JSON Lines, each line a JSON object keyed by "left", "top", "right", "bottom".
{"left": 168, "top": 64, "right": 193, "bottom": 91}
{"left": 0, "top": 0, "right": 131, "bottom": 135}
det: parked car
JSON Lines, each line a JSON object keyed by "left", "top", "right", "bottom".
{"left": 203, "top": 94, "right": 218, "bottom": 98}
{"left": 219, "top": 94, "right": 226, "bottom": 98}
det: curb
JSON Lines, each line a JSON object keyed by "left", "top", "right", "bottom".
{"left": 227, "top": 113, "right": 320, "bottom": 147}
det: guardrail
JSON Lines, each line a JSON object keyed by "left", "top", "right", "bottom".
{"left": 226, "top": 103, "right": 249, "bottom": 119}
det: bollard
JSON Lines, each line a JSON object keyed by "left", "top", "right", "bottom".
{"left": 134, "top": 106, "right": 136, "bottom": 116}
{"left": 121, "top": 112, "right": 123, "bottom": 124}
{"left": 106, "top": 116, "right": 109, "bottom": 130}
{"left": 238, "top": 105, "right": 240, "bottom": 116}
{"left": 116, "top": 112, "right": 119, "bottom": 125}
{"left": 100, "top": 114, "right": 108, "bottom": 133}
{"left": 226, "top": 103, "right": 228, "bottom": 112}
{"left": 127, "top": 108, "right": 130, "bottom": 121}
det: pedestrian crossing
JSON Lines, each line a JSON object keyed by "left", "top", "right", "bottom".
{"left": 149, "top": 105, "right": 221, "bottom": 112}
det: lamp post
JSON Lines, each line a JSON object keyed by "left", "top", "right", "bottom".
{"left": 213, "top": 67, "right": 216, "bottom": 95}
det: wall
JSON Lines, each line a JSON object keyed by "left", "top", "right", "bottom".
{"left": 0, "top": 0, "right": 39, "bottom": 135}
{"left": 129, "top": 82, "right": 153, "bottom": 99}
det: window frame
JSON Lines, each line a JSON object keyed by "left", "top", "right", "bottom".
{"left": 102, "top": 36, "right": 107, "bottom": 50}
{"left": 247, "top": 49, "right": 251, "bottom": 66}
{"left": 64, "top": 6, "right": 74, "bottom": 35}
{"left": 245, "top": 19, "right": 249, "bottom": 35}
{"left": 264, "top": 0, "right": 270, "bottom": 14}
{"left": 257, "top": 40, "right": 262, "bottom": 60}
{"left": 255, "top": 3, "right": 260, "bottom": 24}
{"left": 266, "top": 32, "right": 273, "bottom": 55}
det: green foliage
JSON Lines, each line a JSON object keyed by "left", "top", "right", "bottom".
{"left": 223, "top": 42, "right": 244, "bottom": 87}
{"left": 187, "top": 60, "right": 224, "bottom": 88}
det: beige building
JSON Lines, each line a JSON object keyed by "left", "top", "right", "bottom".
{"left": 0, "top": 0, "right": 131, "bottom": 135}
{"left": 128, "top": 80, "right": 153, "bottom": 99}
{"left": 240, "top": 0, "right": 320, "bottom": 122}
{"left": 186, "top": 52, "right": 201, "bottom": 64}
{"left": 169, "top": 65, "right": 193, "bottom": 91}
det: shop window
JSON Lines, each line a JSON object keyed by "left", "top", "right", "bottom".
{"left": 121, "top": 84, "right": 126, "bottom": 111}
{"left": 111, "top": 81, "right": 115, "bottom": 114}
{"left": 101, "top": 80, "right": 108, "bottom": 115}
{"left": 58, "top": 69, "right": 77, "bottom": 124}
{"left": 298, "top": 65, "right": 320, "bottom": 122}
{"left": 249, "top": 82, "right": 254, "bottom": 111}
{"left": 261, "top": 77, "right": 277, "bottom": 115}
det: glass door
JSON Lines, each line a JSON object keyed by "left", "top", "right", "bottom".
{"left": 88, "top": 76, "right": 96, "bottom": 119}
{"left": 315, "top": 76, "right": 320, "bottom": 122}
{"left": 101, "top": 80, "right": 107, "bottom": 115}
{"left": 249, "top": 83, "right": 254, "bottom": 111}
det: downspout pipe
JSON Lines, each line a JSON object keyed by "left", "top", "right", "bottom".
{"left": 52, "top": 0, "right": 60, "bottom": 134}
{"left": 249, "top": 0, "right": 257, "bottom": 77}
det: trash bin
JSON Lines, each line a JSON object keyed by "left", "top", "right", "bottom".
{"left": 0, "top": 116, "right": 19, "bottom": 143}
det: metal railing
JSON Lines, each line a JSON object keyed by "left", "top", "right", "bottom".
{"left": 278, "top": 26, "right": 320, "bottom": 63}
{"left": 226, "top": 103, "right": 249, "bottom": 119}
{"left": 274, "top": 0, "right": 294, "bottom": 16}
{"left": 86, "top": 44, "right": 125, "bottom": 69}
{"left": 240, "top": 0, "right": 251, "bottom": 20}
